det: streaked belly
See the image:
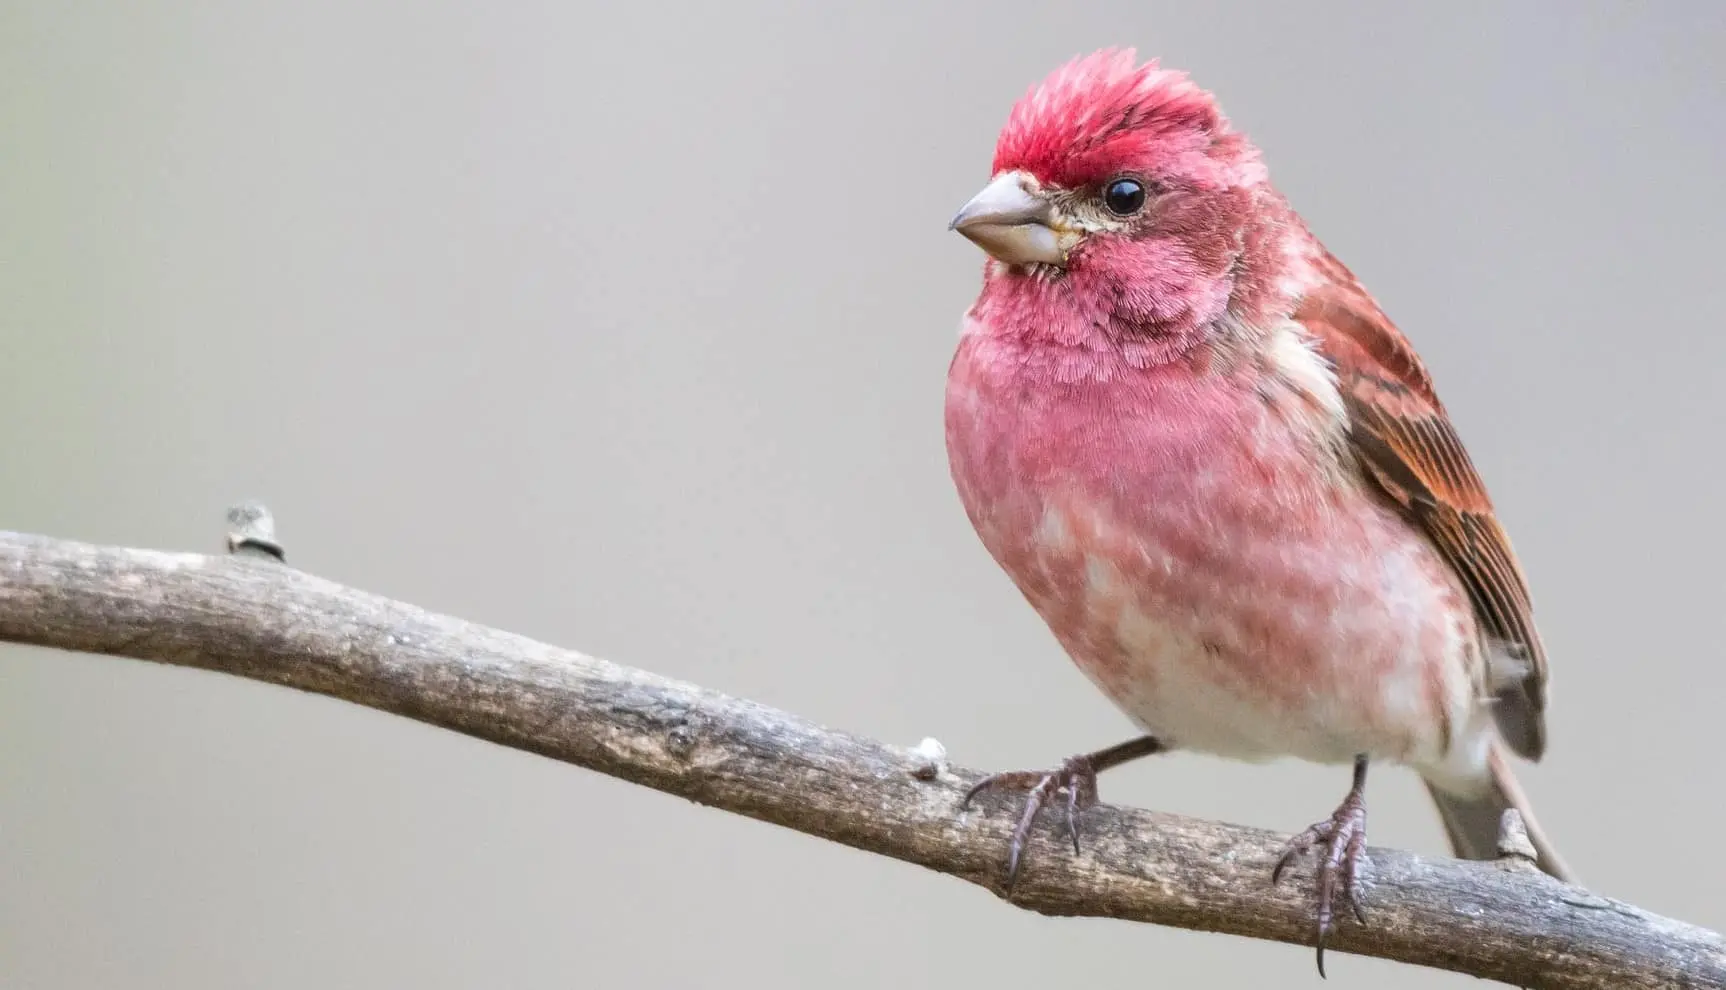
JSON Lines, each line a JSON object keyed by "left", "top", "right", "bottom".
{"left": 946, "top": 355, "right": 1481, "bottom": 768}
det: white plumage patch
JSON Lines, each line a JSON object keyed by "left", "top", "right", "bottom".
{"left": 1267, "top": 322, "right": 1345, "bottom": 421}
{"left": 1485, "top": 638, "right": 1534, "bottom": 694}
{"left": 1261, "top": 321, "right": 1349, "bottom": 462}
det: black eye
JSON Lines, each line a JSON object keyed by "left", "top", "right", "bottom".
{"left": 1102, "top": 178, "right": 1147, "bottom": 216}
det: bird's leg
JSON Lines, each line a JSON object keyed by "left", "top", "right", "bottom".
{"left": 1273, "top": 754, "right": 1370, "bottom": 977}
{"left": 960, "top": 735, "right": 1165, "bottom": 884}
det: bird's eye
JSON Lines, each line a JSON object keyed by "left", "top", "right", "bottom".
{"left": 1102, "top": 178, "right": 1147, "bottom": 216}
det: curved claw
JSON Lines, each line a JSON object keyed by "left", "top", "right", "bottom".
{"left": 962, "top": 737, "right": 1165, "bottom": 886}
{"left": 1065, "top": 780, "right": 1083, "bottom": 854}
{"left": 962, "top": 755, "right": 1101, "bottom": 884}
{"left": 961, "top": 769, "right": 1046, "bottom": 811}
{"left": 1273, "top": 758, "right": 1371, "bottom": 978}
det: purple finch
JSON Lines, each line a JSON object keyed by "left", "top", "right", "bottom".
{"left": 944, "top": 49, "right": 1569, "bottom": 966}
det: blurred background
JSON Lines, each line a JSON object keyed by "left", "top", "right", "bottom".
{"left": 4, "top": 2, "right": 1723, "bottom": 987}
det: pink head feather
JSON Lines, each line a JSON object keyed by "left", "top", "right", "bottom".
{"left": 992, "top": 49, "right": 1263, "bottom": 193}
{"left": 967, "top": 51, "right": 1305, "bottom": 362}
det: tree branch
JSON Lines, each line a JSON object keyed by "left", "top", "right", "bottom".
{"left": 0, "top": 515, "right": 1719, "bottom": 989}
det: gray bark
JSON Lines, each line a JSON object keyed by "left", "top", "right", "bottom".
{"left": 0, "top": 518, "right": 1718, "bottom": 989}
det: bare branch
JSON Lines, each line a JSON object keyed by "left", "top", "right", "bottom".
{"left": 0, "top": 519, "right": 1719, "bottom": 989}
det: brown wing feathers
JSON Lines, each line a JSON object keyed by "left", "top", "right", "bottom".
{"left": 1294, "top": 257, "right": 1548, "bottom": 760}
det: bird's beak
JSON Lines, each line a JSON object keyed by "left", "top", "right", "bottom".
{"left": 949, "top": 171, "right": 1067, "bottom": 268}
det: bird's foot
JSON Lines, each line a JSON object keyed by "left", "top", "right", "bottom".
{"left": 961, "top": 754, "right": 1100, "bottom": 884}
{"left": 960, "top": 736, "right": 1163, "bottom": 885}
{"left": 1273, "top": 756, "right": 1370, "bottom": 978}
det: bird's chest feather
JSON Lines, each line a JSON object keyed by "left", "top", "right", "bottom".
{"left": 944, "top": 331, "right": 1475, "bottom": 765}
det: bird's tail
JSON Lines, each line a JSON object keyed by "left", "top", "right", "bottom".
{"left": 1423, "top": 743, "right": 1573, "bottom": 882}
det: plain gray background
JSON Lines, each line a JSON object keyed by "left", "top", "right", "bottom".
{"left": 4, "top": 2, "right": 1723, "bottom": 987}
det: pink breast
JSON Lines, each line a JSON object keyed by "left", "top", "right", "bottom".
{"left": 945, "top": 332, "right": 1478, "bottom": 768}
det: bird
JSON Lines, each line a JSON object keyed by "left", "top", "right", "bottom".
{"left": 943, "top": 49, "right": 1570, "bottom": 967}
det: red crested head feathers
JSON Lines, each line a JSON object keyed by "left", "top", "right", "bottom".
{"left": 992, "top": 49, "right": 1263, "bottom": 192}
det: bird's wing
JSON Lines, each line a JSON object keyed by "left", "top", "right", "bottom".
{"left": 1294, "top": 248, "right": 1547, "bottom": 760}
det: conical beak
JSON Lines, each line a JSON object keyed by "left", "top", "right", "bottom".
{"left": 949, "top": 171, "right": 1067, "bottom": 267}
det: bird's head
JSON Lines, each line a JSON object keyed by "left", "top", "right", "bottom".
{"left": 952, "top": 50, "right": 1299, "bottom": 347}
